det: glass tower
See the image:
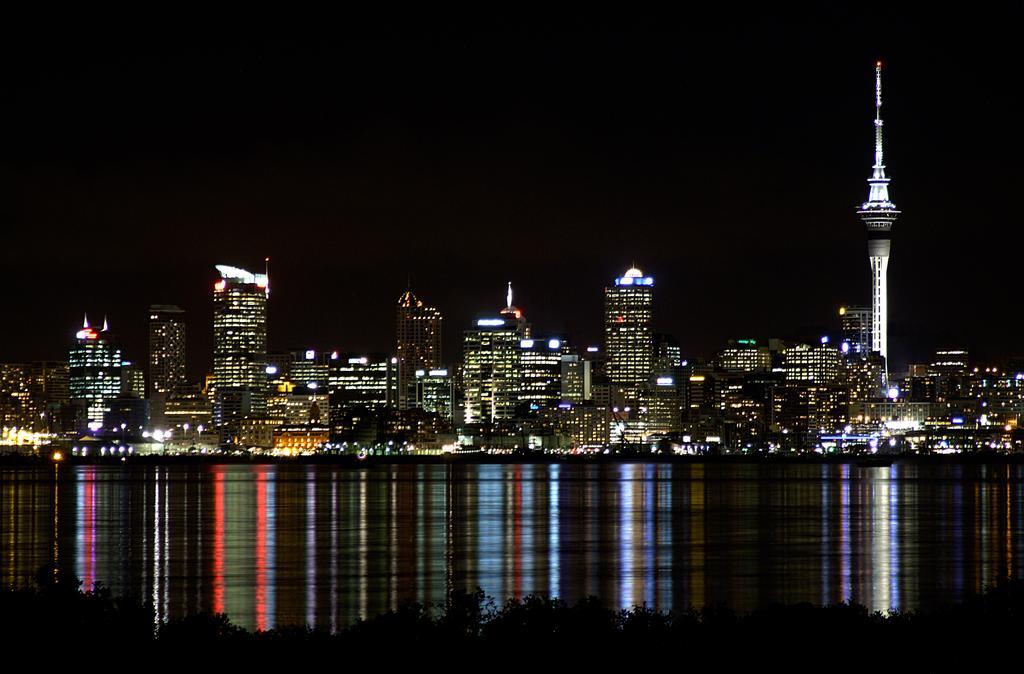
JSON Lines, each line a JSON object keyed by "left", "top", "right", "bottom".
{"left": 212, "top": 264, "right": 268, "bottom": 440}
{"left": 68, "top": 316, "right": 122, "bottom": 428}
{"left": 148, "top": 304, "right": 186, "bottom": 396}
{"left": 604, "top": 267, "right": 654, "bottom": 399}
{"left": 395, "top": 289, "right": 443, "bottom": 410}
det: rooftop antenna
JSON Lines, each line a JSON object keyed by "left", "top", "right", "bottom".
{"left": 506, "top": 281, "right": 513, "bottom": 309}
{"left": 264, "top": 257, "right": 271, "bottom": 297}
{"left": 83, "top": 313, "right": 89, "bottom": 329}
{"left": 102, "top": 315, "right": 109, "bottom": 332}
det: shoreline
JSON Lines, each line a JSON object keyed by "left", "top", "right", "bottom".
{"left": 1, "top": 451, "right": 1023, "bottom": 467}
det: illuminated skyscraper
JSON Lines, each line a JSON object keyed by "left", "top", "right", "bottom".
{"left": 604, "top": 266, "right": 654, "bottom": 399}
{"left": 856, "top": 62, "right": 900, "bottom": 373}
{"left": 838, "top": 305, "right": 872, "bottom": 357}
{"left": 518, "top": 336, "right": 567, "bottom": 411}
{"left": 212, "top": 264, "right": 268, "bottom": 440}
{"left": 782, "top": 339, "right": 842, "bottom": 385}
{"left": 68, "top": 315, "right": 122, "bottom": 428}
{"left": 462, "top": 284, "right": 527, "bottom": 425}
{"left": 148, "top": 304, "right": 186, "bottom": 396}
{"left": 396, "top": 289, "right": 443, "bottom": 409}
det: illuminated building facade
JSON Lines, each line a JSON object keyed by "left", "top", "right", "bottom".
{"left": 267, "top": 382, "right": 328, "bottom": 425}
{"left": 462, "top": 287, "right": 527, "bottom": 425}
{"left": 560, "top": 353, "right": 592, "bottom": 402}
{"left": 415, "top": 368, "right": 454, "bottom": 423}
{"left": 856, "top": 62, "right": 900, "bottom": 372}
{"left": 782, "top": 340, "right": 841, "bottom": 385}
{"left": 519, "top": 337, "right": 567, "bottom": 412}
{"left": 212, "top": 264, "right": 269, "bottom": 440}
{"left": 147, "top": 304, "right": 186, "bottom": 396}
{"left": 0, "top": 364, "right": 33, "bottom": 430}
{"left": 838, "top": 306, "right": 872, "bottom": 357}
{"left": 120, "top": 361, "right": 146, "bottom": 398}
{"left": 641, "top": 374, "right": 682, "bottom": 437}
{"left": 274, "top": 349, "right": 333, "bottom": 390}
{"left": 565, "top": 402, "right": 611, "bottom": 450}
{"left": 0, "top": 362, "right": 66, "bottom": 433}
{"left": 929, "top": 349, "right": 970, "bottom": 401}
{"left": 273, "top": 424, "right": 330, "bottom": 454}
{"left": 396, "top": 289, "right": 443, "bottom": 410}
{"left": 716, "top": 339, "right": 772, "bottom": 373}
{"left": 604, "top": 267, "right": 654, "bottom": 399}
{"left": 68, "top": 316, "right": 122, "bottom": 428}
{"left": 328, "top": 354, "right": 397, "bottom": 412}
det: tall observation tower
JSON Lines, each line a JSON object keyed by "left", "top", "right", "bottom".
{"left": 856, "top": 61, "right": 900, "bottom": 377}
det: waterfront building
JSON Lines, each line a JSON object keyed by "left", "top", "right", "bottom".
{"left": 148, "top": 304, "right": 186, "bottom": 396}
{"left": 68, "top": 315, "right": 122, "bottom": 429}
{"left": 396, "top": 289, "right": 443, "bottom": 410}
{"left": 604, "top": 267, "right": 654, "bottom": 401}
{"left": 415, "top": 368, "right": 455, "bottom": 423}
{"left": 273, "top": 424, "right": 330, "bottom": 454}
{"left": 0, "top": 363, "right": 64, "bottom": 434}
{"left": 162, "top": 385, "right": 213, "bottom": 433}
{"left": 327, "top": 354, "right": 397, "bottom": 412}
{"left": 519, "top": 336, "right": 567, "bottom": 412}
{"left": 641, "top": 374, "right": 682, "bottom": 437}
{"left": 462, "top": 285, "right": 527, "bottom": 425}
{"left": 212, "top": 264, "right": 269, "bottom": 441}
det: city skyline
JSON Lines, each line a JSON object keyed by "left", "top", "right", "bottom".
{"left": 4, "top": 13, "right": 1024, "bottom": 375}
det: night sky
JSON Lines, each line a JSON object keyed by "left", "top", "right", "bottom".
{"left": 3, "top": 9, "right": 1022, "bottom": 379}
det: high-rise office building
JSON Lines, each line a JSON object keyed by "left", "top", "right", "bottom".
{"left": 284, "top": 349, "right": 333, "bottom": 390}
{"left": 0, "top": 361, "right": 68, "bottom": 433}
{"left": 716, "top": 339, "right": 772, "bottom": 373}
{"left": 604, "top": 267, "right": 654, "bottom": 400}
{"left": 212, "top": 264, "right": 269, "bottom": 440}
{"left": 415, "top": 368, "right": 455, "bottom": 422}
{"left": 148, "top": 304, "right": 186, "bottom": 396}
{"left": 560, "top": 353, "right": 592, "bottom": 402}
{"left": 856, "top": 62, "right": 900, "bottom": 372}
{"left": 68, "top": 315, "right": 122, "bottom": 428}
{"left": 327, "top": 353, "right": 397, "bottom": 441}
{"left": 519, "top": 336, "right": 567, "bottom": 412}
{"left": 327, "top": 354, "right": 397, "bottom": 412}
{"left": 929, "top": 349, "right": 970, "bottom": 401}
{"left": 838, "top": 306, "right": 872, "bottom": 357}
{"left": 782, "top": 339, "right": 842, "bottom": 385}
{"left": 120, "top": 361, "right": 146, "bottom": 398}
{"left": 396, "top": 290, "right": 443, "bottom": 410}
{"left": 463, "top": 286, "right": 527, "bottom": 425}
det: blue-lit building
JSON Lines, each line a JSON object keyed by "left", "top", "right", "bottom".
{"left": 604, "top": 267, "right": 654, "bottom": 401}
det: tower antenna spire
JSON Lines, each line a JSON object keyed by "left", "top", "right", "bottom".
{"left": 83, "top": 313, "right": 89, "bottom": 329}
{"left": 873, "top": 61, "right": 885, "bottom": 179}
{"left": 506, "top": 281, "right": 513, "bottom": 309}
